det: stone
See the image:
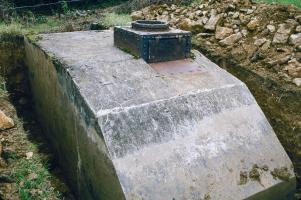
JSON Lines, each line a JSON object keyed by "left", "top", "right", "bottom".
{"left": 0, "top": 110, "right": 14, "bottom": 130}
{"left": 196, "top": 33, "right": 214, "bottom": 38}
{"left": 273, "top": 23, "right": 293, "bottom": 44}
{"left": 247, "top": 18, "right": 260, "bottom": 31}
{"left": 296, "top": 15, "right": 301, "bottom": 23}
{"left": 254, "top": 38, "right": 267, "bottom": 47}
{"left": 241, "top": 29, "right": 248, "bottom": 37}
{"left": 247, "top": 9, "right": 254, "bottom": 15}
{"left": 219, "top": 32, "right": 242, "bottom": 46}
{"left": 215, "top": 27, "right": 234, "bottom": 40}
{"left": 25, "top": 152, "right": 33, "bottom": 160}
{"left": 268, "top": 55, "right": 291, "bottom": 66}
{"left": 261, "top": 40, "right": 271, "bottom": 51}
{"left": 267, "top": 24, "right": 276, "bottom": 33}
{"left": 170, "top": 4, "right": 177, "bottom": 11}
{"left": 178, "top": 18, "right": 193, "bottom": 31}
{"left": 204, "top": 13, "right": 221, "bottom": 31}
{"left": 178, "top": 18, "right": 204, "bottom": 33}
{"left": 284, "top": 59, "right": 301, "bottom": 78}
{"left": 250, "top": 51, "right": 264, "bottom": 62}
{"left": 293, "top": 78, "right": 301, "bottom": 87}
{"left": 289, "top": 33, "right": 301, "bottom": 46}
{"left": 296, "top": 26, "right": 301, "bottom": 33}
{"left": 131, "top": 11, "right": 144, "bottom": 20}
{"left": 232, "top": 12, "right": 239, "bottom": 19}
{"left": 195, "top": 10, "right": 202, "bottom": 16}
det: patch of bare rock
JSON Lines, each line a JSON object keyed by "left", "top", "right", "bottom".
{"left": 0, "top": 110, "right": 14, "bottom": 131}
{"left": 131, "top": 0, "right": 301, "bottom": 87}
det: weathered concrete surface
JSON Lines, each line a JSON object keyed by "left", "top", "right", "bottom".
{"left": 25, "top": 30, "right": 295, "bottom": 200}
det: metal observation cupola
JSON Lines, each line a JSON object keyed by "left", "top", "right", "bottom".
{"left": 114, "top": 20, "right": 191, "bottom": 63}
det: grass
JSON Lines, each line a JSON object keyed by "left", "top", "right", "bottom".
{"left": 0, "top": 76, "right": 63, "bottom": 199}
{"left": 12, "top": 144, "right": 61, "bottom": 200}
{"left": 261, "top": 0, "right": 301, "bottom": 7}
{"left": 0, "top": 23, "right": 25, "bottom": 39}
{"left": 101, "top": 12, "right": 131, "bottom": 27}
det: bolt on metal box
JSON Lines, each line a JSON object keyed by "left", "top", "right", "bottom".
{"left": 114, "top": 21, "right": 191, "bottom": 63}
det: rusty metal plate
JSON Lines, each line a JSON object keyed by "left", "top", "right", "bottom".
{"left": 150, "top": 59, "right": 202, "bottom": 75}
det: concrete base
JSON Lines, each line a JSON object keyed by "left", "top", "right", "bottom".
{"left": 24, "top": 31, "right": 295, "bottom": 200}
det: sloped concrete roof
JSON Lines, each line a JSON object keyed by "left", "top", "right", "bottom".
{"left": 36, "top": 30, "right": 295, "bottom": 200}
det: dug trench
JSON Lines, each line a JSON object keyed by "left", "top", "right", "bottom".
{"left": 0, "top": 37, "right": 75, "bottom": 199}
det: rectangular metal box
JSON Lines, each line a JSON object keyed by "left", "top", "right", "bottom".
{"left": 114, "top": 26, "right": 191, "bottom": 63}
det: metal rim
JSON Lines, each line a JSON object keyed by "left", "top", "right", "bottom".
{"left": 132, "top": 20, "right": 169, "bottom": 31}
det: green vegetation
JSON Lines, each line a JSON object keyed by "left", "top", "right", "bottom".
{"left": 101, "top": 12, "right": 131, "bottom": 28}
{"left": 0, "top": 76, "right": 63, "bottom": 199}
{"left": 12, "top": 143, "right": 61, "bottom": 200}
{"left": 261, "top": 0, "right": 301, "bottom": 7}
{"left": 0, "top": 23, "right": 25, "bottom": 39}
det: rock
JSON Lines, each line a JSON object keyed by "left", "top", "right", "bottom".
{"left": 178, "top": 18, "right": 193, "bottom": 31}
{"left": 26, "top": 152, "right": 33, "bottom": 160}
{"left": 219, "top": 32, "right": 242, "bottom": 46}
{"left": 232, "top": 12, "right": 240, "bottom": 19}
{"left": 267, "top": 25, "right": 276, "bottom": 33}
{"left": 285, "top": 19, "right": 298, "bottom": 26}
{"left": 284, "top": 59, "right": 301, "bottom": 78}
{"left": 170, "top": 4, "right": 177, "bottom": 11}
{"left": 0, "top": 111, "right": 14, "bottom": 130}
{"left": 261, "top": 40, "right": 271, "bottom": 51}
{"left": 296, "top": 45, "right": 301, "bottom": 52}
{"left": 90, "top": 22, "right": 105, "bottom": 30}
{"left": 293, "top": 78, "right": 301, "bottom": 87}
{"left": 250, "top": 51, "right": 264, "bottom": 62}
{"left": 267, "top": 55, "right": 291, "bottom": 66}
{"left": 178, "top": 19, "right": 203, "bottom": 33}
{"left": 273, "top": 23, "right": 293, "bottom": 44}
{"left": 204, "top": 13, "right": 222, "bottom": 31}
{"left": 254, "top": 38, "right": 267, "bottom": 47}
{"left": 196, "top": 33, "right": 214, "bottom": 38}
{"left": 247, "top": 18, "right": 260, "bottom": 31}
{"left": 247, "top": 9, "right": 254, "bottom": 15}
{"left": 296, "top": 26, "right": 301, "bottom": 33}
{"left": 131, "top": 11, "right": 144, "bottom": 20}
{"left": 195, "top": 10, "right": 202, "bottom": 16}
{"left": 296, "top": 15, "right": 301, "bottom": 23}
{"left": 241, "top": 29, "right": 248, "bottom": 37}
{"left": 289, "top": 33, "right": 301, "bottom": 46}
{"left": 215, "top": 27, "right": 233, "bottom": 40}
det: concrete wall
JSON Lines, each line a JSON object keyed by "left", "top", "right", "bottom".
{"left": 24, "top": 40, "right": 125, "bottom": 200}
{"left": 23, "top": 31, "right": 296, "bottom": 200}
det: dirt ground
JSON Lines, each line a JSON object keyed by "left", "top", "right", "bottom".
{"left": 0, "top": 40, "right": 74, "bottom": 200}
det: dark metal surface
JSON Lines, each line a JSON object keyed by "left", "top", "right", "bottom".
{"left": 132, "top": 20, "right": 169, "bottom": 31}
{"left": 114, "top": 25, "right": 191, "bottom": 63}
